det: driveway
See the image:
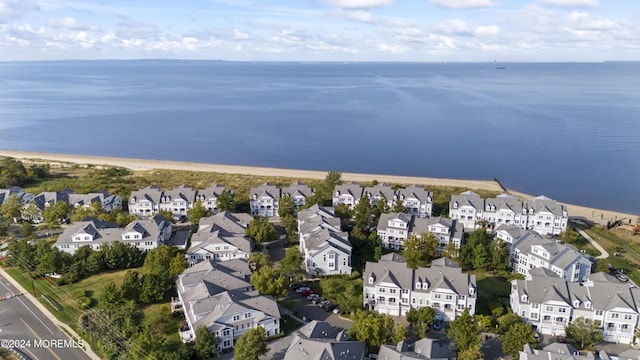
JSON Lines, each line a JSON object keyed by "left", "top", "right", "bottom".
{"left": 285, "top": 289, "right": 352, "bottom": 330}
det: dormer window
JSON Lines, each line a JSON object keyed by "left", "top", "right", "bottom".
{"left": 562, "top": 211, "right": 568, "bottom": 217}
{"left": 585, "top": 301, "right": 591, "bottom": 309}
{"left": 416, "top": 282, "right": 421, "bottom": 289}
{"left": 368, "top": 276, "right": 374, "bottom": 284}
{"left": 486, "top": 205, "right": 491, "bottom": 211}
{"left": 573, "top": 299, "right": 580, "bottom": 308}
{"left": 521, "top": 294, "right": 528, "bottom": 302}
{"left": 469, "top": 287, "right": 475, "bottom": 296}
{"left": 453, "top": 202, "right": 458, "bottom": 209}
{"left": 335, "top": 191, "right": 340, "bottom": 196}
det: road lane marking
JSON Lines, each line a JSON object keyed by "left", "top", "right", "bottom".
{"left": 0, "top": 275, "right": 55, "bottom": 335}
{"left": 21, "top": 318, "right": 63, "bottom": 360}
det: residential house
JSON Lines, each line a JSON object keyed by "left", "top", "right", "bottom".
{"left": 188, "top": 212, "right": 254, "bottom": 266}
{"left": 283, "top": 321, "right": 366, "bottom": 360}
{"left": 0, "top": 186, "right": 33, "bottom": 205}
{"left": 174, "top": 260, "right": 280, "bottom": 352}
{"left": 510, "top": 270, "right": 640, "bottom": 343}
{"left": 494, "top": 224, "right": 528, "bottom": 252}
{"left": 129, "top": 186, "right": 163, "bottom": 218}
{"left": 397, "top": 185, "right": 433, "bottom": 218}
{"left": 159, "top": 185, "right": 198, "bottom": 219}
{"left": 363, "top": 255, "right": 477, "bottom": 320}
{"left": 249, "top": 183, "right": 280, "bottom": 217}
{"left": 449, "top": 192, "right": 569, "bottom": 235}
{"left": 364, "top": 183, "right": 396, "bottom": 208}
{"left": 281, "top": 182, "right": 314, "bottom": 214}
{"left": 196, "top": 212, "right": 253, "bottom": 236}
{"left": 25, "top": 190, "right": 74, "bottom": 223}
{"left": 197, "top": 184, "right": 227, "bottom": 213}
{"left": 332, "top": 181, "right": 363, "bottom": 210}
{"left": 378, "top": 338, "right": 455, "bottom": 360}
{"left": 520, "top": 343, "right": 594, "bottom": 360}
{"left": 510, "top": 230, "right": 591, "bottom": 282}
{"left": 298, "top": 205, "right": 352, "bottom": 276}
{"left": 449, "top": 190, "right": 485, "bottom": 229}
{"left": 377, "top": 213, "right": 464, "bottom": 251}
{"left": 68, "top": 191, "right": 122, "bottom": 212}
{"left": 55, "top": 215, "right": 172, "bottom": 254}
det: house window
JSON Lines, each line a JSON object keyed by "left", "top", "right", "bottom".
{"left": 545, "top": 306, "right": 553, "bottom": 312}
{"left": 245, "top": 313, "right": 251, "bottom": 319}
{"left": 233, "top": 315, "right": 240, "bottom": 321}
{"left": 445, "top": 295, "right": 453, "bottom": 300}
{"left": 389, "top": 298, "right": 396, "bottom": 303}
{"left": 595, "top": 310, "right": 603, "bottom": 316}
{"left": 328, "top": 263, "right": 334, "bottom": 268}
{"left": 435, "top": 294, "right": 441, "bottom": 299}
{"left": 379, "top": 288, "right": 385, "bottom": 293}
{"left": 611, "top": 313, "right": 619, "bottom": 319}
{"left": 389, "top": 289, "right": 396, "bottom": 294}
{"left": 329, "top": 253, "right": 334, "bottom": 259}
{"left": 624, "top": 314, "right": 633, "bottom": 320}
{"left": 558, "top": 308, "right": 567, "bottom": 313}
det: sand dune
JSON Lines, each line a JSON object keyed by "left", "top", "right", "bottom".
{"left": 1, "top": 150, "right": 637, "bottom": 225}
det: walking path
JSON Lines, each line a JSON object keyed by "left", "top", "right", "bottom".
{"left": 575, "top": 228, "right": 609, "bottom": 259}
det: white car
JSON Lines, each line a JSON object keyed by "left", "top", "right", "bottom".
{"left": 307, "top": 294, "right": 319, "bottom": 301}
{"left": 333, "top": 307, "right": 340, "bottom": 314}
{"left": 296, "top": 287, "right": 310, "bottom": 293}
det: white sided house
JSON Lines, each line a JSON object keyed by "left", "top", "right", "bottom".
{"left": 332, "top": 181, "right": 363, "bottom": 210}
{"left": 281, "top": 182, "right": 314, "bottom": 214}
{"left": 175, "top": 260, "right": 280, "bottom": 352}
{"left": 363, "top": 255, "right": 477, "bottom": 320}
{"left": 159, "top": 185, "right": 198, "bottom": 219}
{"left": 510, "top": 230, "right": 591, "bottom": 282}
{"left": 364, "top": 183, "right": 396, "bottom": 208}
{"left": 510, "top": 270, "right": 640, "bottom": 344}
{"left": 129, "top": 186, "right": 163, "bottom": 218}
{"left": 377, "top": 212, "right": 412, "bottom": 250}
{"left": 197, "top": 184, "right": 228, "bottom": 213}
{"left": 68, "top": 191, "right": 123, "bottom": 212}
{"left": 187, "top": 230, "right": 252, "bottom": 266}
{"left": 377, "top": 213, "right": 464, "bottom": 251}
{"left": 249, "top": 183, "right": 280, "bottom": 217}
{"left": 449, "top": 191, "right": 485, "bottom": 230}
{"left": 397, "top": 185, "right": 433, "bottom": 218}
{"left": 55, "top": 215, "right": 172, "bottom": 254}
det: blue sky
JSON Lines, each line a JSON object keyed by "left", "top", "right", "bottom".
{"left": 1, "top": 0, "right": 638, "bottom": 61}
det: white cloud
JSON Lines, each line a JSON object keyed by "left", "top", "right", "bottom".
{"left": 116, "top": 22, "right": 159, "bottom": 39}
{"left": 329, "top": 8, "right": 375, "bottom": 22}
{"left": 536, "top": 0, "right": 599, "bottom": 8}
{"left": 47, "top": 17, "right": 100, "bottom": 31}
{"left": 567, "top": 11, "right": 615, "bottom": 30}
{"left": 475, "top": 25, "right": 499, "bottom": 35}
{"left": 327, "top": 0, "right": 393, "bottom": 9}
{"left": 428, "top": 0, "right": 495, "bottom": 9}
{"left": 232, "top": 28, "right": 251, "bottom": 40}
{"left": 431, "top": 19, "right": 471, "bottom": 35}
{"left": 0, "top": 0, "right": 39, "bottom": 23}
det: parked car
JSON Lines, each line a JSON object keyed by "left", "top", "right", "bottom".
{"left": 432, "top": 320, "right": 442, "bottom": 330}
{"left": 300, "top": 290, "right": 314, "bottom": 297}
{"left": 312, "top": 297, "right": 325, "bottom": 304}
{"left": 296, "top": 287, "right": 310, "bottom": 293}
{"left": 291, "top": 282, "right": 307, "bottom": 290}
{"left": 318, "top": 300, "right": 330, "bottom": 308}
{"left": 307, "top": 294, "right": 320, "bottom": 301}
{"left": 333, "top": 307, "right": 340, "bottom": 314}
{"left": 616, "top": 273, "right": 629, "bottom": 282}
{"left": 323, "top": 303, "right": 337, "bottom": 312}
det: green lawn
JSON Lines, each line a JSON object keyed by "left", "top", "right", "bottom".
{"left": 280, "top": 314, "right": 303, "bottom": 335}
{"left": 476, "top": 274, "right": 512, "bottom": 316}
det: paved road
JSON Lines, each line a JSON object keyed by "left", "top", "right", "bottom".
{"left": 0, "top": 272, "right": 94, "bottom": 360}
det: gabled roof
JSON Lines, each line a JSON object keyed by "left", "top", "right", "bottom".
{"left": 189, "top": 230, "right": 252, "bottom": 256}
{"left": 32, "top": 190, "right": 74, "bottom": 210}
{"left": 304, "top": 228, "right": 351, "bottom": 255}
{"left": 397, "top": 185, "right": 432, "bottom": 202}
{"left": 364, "top": 183, "right": 396, "bottom": 202}
{"left": 377, "top": 212, "right": 411, "bottom": 229}
{"left": 378, "top": 338, "right": 455, "bottom": 360}
{"left": 162, "top": 185, "right": 197, "bottom": 203}
{"left": 298, "top": 204, "right": 336, "bottom": 221}
{"left": 281, "top": 182, "right": 314, "bottom": 199}
{"left": 529, "top": 195, "right": 567, "bottom": 217}
{"left": 450, "top": 190, "right": 483, "bottom": 210}
{"left": 129, "top": 186, "right": 162, "bottom": 203}
{"left": 333, "top": 182, "right": 363, "bottom": 199}
{"left": 197, "top": 212, "right": 252, "bottom": 237}
{"left": 284, "top": 321, "right": 366, "bottom": 360}
{"left": 198, "top": 184, "right": 226, "bottom": 199}
{"left": 485, "top": 193, "right": 524, "bottom": 213}
{"left": 250, "top": 183, "right": 280, "bottom": 200}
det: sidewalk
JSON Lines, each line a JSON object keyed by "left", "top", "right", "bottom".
{"left": 0, "top": 267, "right": 102, "bottom": 360}
{"left": 575, "top": 228, "right": 609, "bottom": 259}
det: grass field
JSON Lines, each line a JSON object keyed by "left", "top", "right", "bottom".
{"left": 475, "top": 270, "right": 512, "bottom": 316}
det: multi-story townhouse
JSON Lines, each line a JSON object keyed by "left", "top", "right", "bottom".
{"left": 68, "top": 191, "right": 122, "bottom": 212}
{"left": 129, "top": 186, "right": 163, "bottom": 218}
{"left": 175, "top": 260, "right": 280, "bottom": 352}
{"left": 55, "top": 215, "right": 172, "bottom": 254}
{"left": 510, "top": 270, "right": 640, "bottom": 344}
{"left": 449, "top": 191, "right": 485, "bottom": 229}
{"left": 249, "top": 183, "right": 280, "bottom": 217}
{"left": 377, "top": 213, "right": 464, "bottom": 251}
{"left": 378, "top": 338, "right": 455, "bottom": 360}
{"left": 332, "top": 181, "right": 363, "bottom": 210}
{"left": 494, "top": 224, "right": 528, "bottom": 252}
{"left": 159, "top": 185, "right": 198, "bottom": 219}
{"left": 363, "top": 255, "right": 476, "bottom": 320}
{"left": 197, "top": 211, "right": 253, "bottom": 237}
{"left": 483, "top": 194, "right": 527, "bottom": 228}
{"left": 298, "top": 205, "right": 352, "bottom": 276}
{"left": 0, "top": 187, "right": 34, "bottom": 206}
{"left": 528, "top": 195, "right": 569, "bottom": 236}
{"left": 450, "top": 192, "right": 569, "bottom": 235}
{"left": 197, "top": 184, "right": 227, "bottom": 213}
{"left": 281, "top": 181, "right": 314, "bottom": 214}
{"left": 412, "top": 217, "right": 465, "bottom": 251}
{"left": 25, "top": 190, "right": 75, "bottom": 223}
{"left": 510, "top": 230, "right": 591, "bottom": 282}
{"left": 397, "top": 185, "right": 433, "bottom": 218}
{"left": 188, "top": 230, "right": 251, "bottom": 266}
{"left": 377, "top": 212, "right": 412, "bottom": 250}
{"left": 283, "top": 321, "right": 366, "bottom": 360}
{"left": 520, "top": 343, "right": 594, "bottom": 360}
{"left": 364, "top": 183, "right": 396, "bottom": 208}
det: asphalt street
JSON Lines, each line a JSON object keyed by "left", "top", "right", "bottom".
{"left": 0, "top": 272, "right": 92, "bottom": 360}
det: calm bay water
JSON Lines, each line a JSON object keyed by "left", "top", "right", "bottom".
{"left": 0, "top": 60, "right": 638, "bottom": 214}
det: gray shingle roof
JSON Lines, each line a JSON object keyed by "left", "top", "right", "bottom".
{"left": 364, "top": 183, "right": 396, "bottom": 202}
{"left": 450, "top": 190, "right": 483, "bottom": 210}
{"left": 162, "top": 185, "right": 197, "bottom": 203}
{"left": 378, "top": 338, "right": 455, "bottom": 360}
{"left": 130, "top": 186, "right": 162, "bottom": 204}
{"left": 250, "top": 183, "right": 280, "bottom": 199}
{"left": 333, "top": 182, "right": 363, "bottom": 198}
{"left": 197, "top": 212, "right": 252, "bottom": 236}
{"left": 281, "top": 182, "right": 314, "bottom": 199}
{"left": 397, "top": 185, "right": 432, "bottom": 202}
{"left": 284, "top": 321, "right": 366, "bottom": 360}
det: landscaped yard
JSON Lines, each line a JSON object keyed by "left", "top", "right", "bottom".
{"left": 475, "top": 271, "right": 512, "bottom": 316}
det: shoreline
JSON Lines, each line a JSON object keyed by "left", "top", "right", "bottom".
{"left": 1, "top": 150, "right": 637, "bottom": 225}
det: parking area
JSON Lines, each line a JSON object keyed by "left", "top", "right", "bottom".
{"left": 285, "top": 285, "right": 352, "bottom": 330}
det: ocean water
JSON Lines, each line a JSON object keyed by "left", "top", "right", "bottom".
{"left": 0, "top": 60, "right": 638, "bottom": 214}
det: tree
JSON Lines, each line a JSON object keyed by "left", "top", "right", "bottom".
{"left": 472, "top": 243, "right": 489, "bottom": 269}
{"left": 333, "top": 203, "right": 353, "bottom": 225}
{"left": 373, "top": 199, "right": 390, "bottom": 223}
{"left": 459, "top": 229, "right": 491, "bottom": 270}
{"left": 19, "top": 221, "right": 35, "bottom": 237}
{"left": 121, "top": 270, "right": 142, "bottom": 302}
{"left": 139, "top": 246, "right": 182, "bottom": 303}
{"left": 496, "top": 312, "right": 524, "bottom": 334}
{"left": 392, "top": 324, "right": 407, "bottom": 345}
{"left": 278, "top": 247, "right": 304, "bottom": 279}
{"left": 249, "top": 252, "right": 271, "bottom": 271}
{"left": 188, "top": 200, "right": 211, "bottom": 225}
{"left": 392, "top": 199, "right": 405, "bottom": 213}
{"left": 353, "top": 193, "right": 373, "bottom": 230}
{"left": 233, "top": 326, "right": 269, "bottom": 360}
{"left": 349, "top": 310, "right": 396, "bottom": 353}
{"left": 458, "top": 343, "right": 484, "bottom": 360}
{"left": 250, "top": 265, "right": 288, "bottom": 299}
{"left": 216, "top": 190, "right": 234, "bottom": 212}
{"left": 245, "top": 216, "right": 278, "bottom": 246}
{"left": 280, "top": 215, "right": 298, "bottom": 246}
{"left": 502, "top": 322, "right": 536, "bottom": 358}
{"left": 0, "top": 194, "right": 23, "bottom": 222}
{"left": 445, "top": 242, "right": 459, "bottom": 259}
{"left": 22, "top": 202, "right": 40, "bottom": 222}
{"left": 71, "top": 202, "right": 103, "bottom": 223}
{"left": 565, "top": 317, "right": 603, "bottom": 350}
{"left": 278, "top": 195, "right": 295, "bottom": 218}
{"left": 406, "top": 306, "right": 436, "bottom": 338}
{"left": 157, "top": 210, "right": 176, "bottom": 224}
{"left": 194, "top": 325, "right": 216, "bottom": 360}
{"left": 42, "top": 201, "right": 70, "bottom": 227}
{"left": 0, "top": 157, "right": 28, "bottom": 187}
{"left": 402, "top": 233, "right": 437, "bottom": 269}
{"left": 490, "top": 239, "right": 510, "bottom": 272}
{"left": 448, "top": 308, "right": 481, "bottom": 352}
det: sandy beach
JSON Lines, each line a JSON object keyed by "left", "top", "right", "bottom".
{"left": 1, "top": 150, "right": 637, "bottom": 225}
